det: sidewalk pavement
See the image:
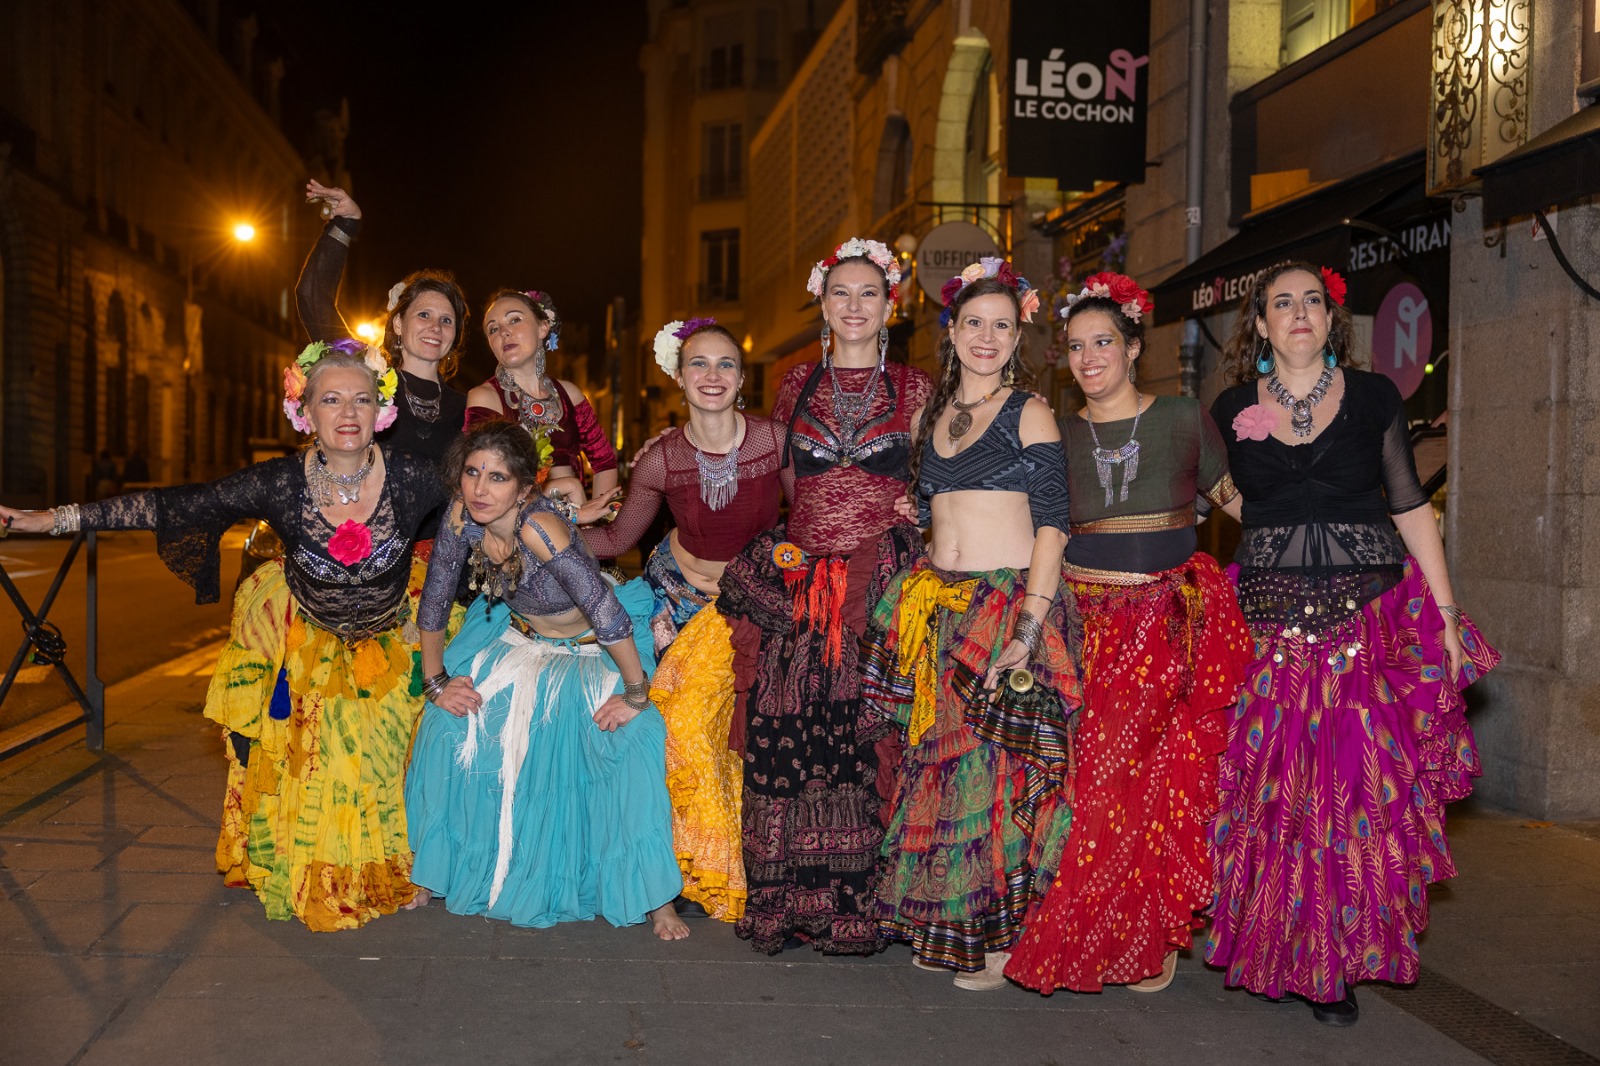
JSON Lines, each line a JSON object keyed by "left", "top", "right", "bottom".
{"left": 2, "top": 646, "right": 1598, "bottom": 1066}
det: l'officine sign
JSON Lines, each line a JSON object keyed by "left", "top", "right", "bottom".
{"left": 1007, "top": 0, "right": 1151, "bottom": 188}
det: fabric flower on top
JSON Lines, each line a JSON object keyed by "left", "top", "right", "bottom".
{"left": 1232, "top": 404, "right": 1279, "bottom": 442}
{"left": 327, "top": 520, "right": 373, "bottom": 566}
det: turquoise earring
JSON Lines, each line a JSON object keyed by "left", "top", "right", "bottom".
{"left": 1323, "top": 344, "right": 1338, "bottom": 369}
{"left": 1255, "top": 340, "right": 1274, "bottom": 376}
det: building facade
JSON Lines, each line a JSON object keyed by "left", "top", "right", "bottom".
{"left": 715, "top": 0, "right": 1600, "bottom": 817}
{"left": 637, "top": 0, "right": 843, "bottom": 436}
{"left": 0, "top": 0, "right": 343, "bottom": 505}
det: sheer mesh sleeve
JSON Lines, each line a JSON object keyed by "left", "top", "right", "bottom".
{"left": 80, "top": 462, "right": 286, "bottom": 605}
{"left": 540, "top": 543, "right": 632, "bottom": 645}
{"left": 579, "top": 440, "right": 666, "bottom": 557}
{"left": 1023, "top": 440, "right": 1070, "bottom": 532}
{"left": 569, "top": 394, "right": 618, "bottom": 472}
{"left": 1380, "top": 397, "right": 1428, "bottom": 515}
{"left": 295, "top": 218, "right": 359, "bottom": 343}
{"left": 1197, "top": 406, "right": 1239, "bottom": 507}
{"left": 418, "top": 502, "right": 470, "bottom": 633}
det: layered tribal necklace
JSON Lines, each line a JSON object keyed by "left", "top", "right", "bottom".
{"left": 1085, "top": 394, "right": 1145, "bottom": 507}
{"left": 309, "top": 446, "right": 375, "bottom": 508}
{"left": 685, "top": 420, "right": 741, "bottom": 511}
{"left": 400, "top": 372, "right": 443, "bottom": 434}
{"left": 1266, "top": 366, "right": 1334, "bottom": 438}
{"left": 497, "top": 364, "right": 564, "bottom": 433}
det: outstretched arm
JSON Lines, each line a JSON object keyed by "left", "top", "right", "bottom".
{"left": 296, "top": 179, "right": 362, "bottom": 343}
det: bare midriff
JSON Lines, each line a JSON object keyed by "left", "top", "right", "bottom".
{"left": 927, "top": 490, "right": 1037, "bottom": 573}
{"left": 668, "top": 528, "right": 728, "bottom": 597}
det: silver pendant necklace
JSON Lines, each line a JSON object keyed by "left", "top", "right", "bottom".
{"left": 311, "top": 445, "right": 375, "bottom": 508}
{"left": 1266, "top": 366, "right": 1334, "bottom": 438}
{"left": 1085, "top": 394, "right": 1144, "bottom": 507}
{"left": 685, "top": 421, "right": 741, "bottom": 511}
{"left": 402, "top": 372, "right": 443, "bottom": 424}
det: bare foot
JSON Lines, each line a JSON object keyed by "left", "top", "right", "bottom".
{"left": 650, "top": 902, "right": 690, "bottom": 941}
{"left": 402, "top": 888, "right": 431, "bottom": 911}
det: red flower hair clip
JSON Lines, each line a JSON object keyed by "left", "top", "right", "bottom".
{"left": 1320, "top": 267, "right": 1347, "bottom": 307}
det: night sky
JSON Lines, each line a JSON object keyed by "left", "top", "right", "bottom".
{"left": 268, "top": 1, "right": 647, "bottom": 380}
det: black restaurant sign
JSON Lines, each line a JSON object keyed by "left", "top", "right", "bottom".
{"left": 1007, "top": 0, "right": 1151, "bottom": 188}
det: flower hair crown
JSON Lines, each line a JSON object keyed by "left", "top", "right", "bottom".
{"left": 521, "top": 289, "right": 561, "bottom": 350}
{"left": 806, "top": 237, "right": 902, "bottom": 303}
{"left": 282, "top": 339, "right": 399, "bottom": 435}
{"left": 1062, "top": 271, "right": 1154, "bottom": 324}
{"left": 939, "top": 257, "right": 1041, "bottom": 327}
{"left": 652, "top": 317, "right": 717, "bottom": 376}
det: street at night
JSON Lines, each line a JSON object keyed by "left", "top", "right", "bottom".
{"left": 4, "top": 0, "right": 1600, "bottom": 1064}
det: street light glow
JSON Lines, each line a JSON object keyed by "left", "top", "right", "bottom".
{"left": 355, "top": 321, "right": 378, "bottom": 341}
{"left": 232, "top": 222, "right": 256, "bottom": 242}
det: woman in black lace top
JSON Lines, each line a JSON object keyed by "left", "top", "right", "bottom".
{"left": 404, "top": 421, "right": 687, "bottom": 940}
{"left": 2, "top": 343, "right": 446, "bottom": 930}
{"left": 1204, "top": 262, "right": 1499, "bottom": 1025}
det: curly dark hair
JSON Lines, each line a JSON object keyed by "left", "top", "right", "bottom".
{"left": 384, "top": 269, "right": 469, "bottom": 380}
{"left": 1220, "top": 261, "right": 1359, "bottom": 385}
{"left": 906, "top": 276, "right": 1029, "bottom": 494}
{"left": 441, "top": 419, "right": 544, "bottom": 497}
{"left": 1061, "top": 293, "right": 1147, "bottom": 355}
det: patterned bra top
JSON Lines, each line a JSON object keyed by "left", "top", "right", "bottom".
{"left": 916, "top": 390, "right": 1070, "bottom": 532}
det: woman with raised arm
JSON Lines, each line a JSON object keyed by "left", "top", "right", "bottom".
{"left": 1004, "top": 273, "right": 1254, "bottom": 995}
{"left": 715, "top": 238, "right": 933, "bottom": 955}
{"left": 404, "top": 421, "right": 686, "bottom": 939}
{"left": 861, "top": 259, "right": 1080, "bottom": 991}
{"left": 578, "top": 318, "right": 789, "bottom": 923}
{"left": 469, "top": 289, "right": 619, "bottom": 505}
{"left": 299, "top": 180, "right": 469, "bottom": 476}
{"left": 1, "top": 342, "right": 443, "bottom": 930}
{"left": 1204, "top": 263, "right": 1498, "bottom": 1025}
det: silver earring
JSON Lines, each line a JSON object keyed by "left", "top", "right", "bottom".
{"left": 877, "top": 326, "right": 889, "bottom": 368}
{"left": 736, "top": 393, "right": 746, "bottom": 410}
{"left": 820, "top": 323, "right": 832, "bottom": 364}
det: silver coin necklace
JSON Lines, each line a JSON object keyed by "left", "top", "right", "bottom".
{"left": 1086, "top": 394, "right": 1145, "bottom": 507}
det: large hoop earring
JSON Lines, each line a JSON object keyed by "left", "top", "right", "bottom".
{"left": 820, "top": 323, "right": 832, "bottom": 365}
{"left": 1255, "top": 339, "right": 1275, "bottom": 376}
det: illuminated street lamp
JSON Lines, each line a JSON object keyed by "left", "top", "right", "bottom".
{"left": 232, "top": 221, "right": 257, "bottom": 242}
{"left": 355, "top": 321, "right": 378, "bottom": 341}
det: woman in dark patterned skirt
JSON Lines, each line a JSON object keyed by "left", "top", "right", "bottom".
{"left": 717, "top": 238, "right": 932, "bottom": 954}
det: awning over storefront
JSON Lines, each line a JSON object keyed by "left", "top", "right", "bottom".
{"left": 1475, "top": 105, "right": 1600, "bottom": 224}
{"left": 1149, "top": 159, "right": 1422, "bottom": 325}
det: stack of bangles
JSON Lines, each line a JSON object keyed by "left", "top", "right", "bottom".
{"left": 622, "top": 678, "right": 650, "bottom": 710}
{"left": 49, "top": 504, "right": 82, "bottom": 537}
{"left": 422, "top": 671, "right": 451, "bottom": 704}
{"left": 1011, "top": 611, "right": 1044, "bottom": 658}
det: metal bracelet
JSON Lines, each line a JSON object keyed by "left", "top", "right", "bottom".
{"left": 1438, "top": 604, "right": 1464, "bottom": 626}
{"left": 622, "top": 678, "right": 651, "bottom": 709}
{"left": 50, "top": 504, "right": 81, "bottom": 537}
{"left": 1011, "top": 612, "right": 1044, "bottom": 657}
{"left": 422, "top": 670, "right": 451, "bottom": 702}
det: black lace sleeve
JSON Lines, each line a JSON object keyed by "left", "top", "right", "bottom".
{"left": 1376, "top": 378, "right": 1428, "bottom": 515}
{"left": 295, "top": 217, "right": 360, "bottom": 343}
{"left": 79, "top": 460, "right": 291, "bottom": 604}
{"left": 418, "top": 500, "right": 469, "bottom": 633}
{"left": 1023, "top": 440, "right": 1070, "bottom": 532}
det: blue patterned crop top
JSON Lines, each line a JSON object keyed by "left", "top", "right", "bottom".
{"left": 915, "top": 390, "right": 1071, "bottom": 532}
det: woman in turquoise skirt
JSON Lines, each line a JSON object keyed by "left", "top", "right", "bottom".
{"left": 406, "top": 420, "right": 687, "bottom": 938}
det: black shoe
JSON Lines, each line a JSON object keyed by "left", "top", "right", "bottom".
{"left": 675, "top": 897, "right": 710, "bottom": 918}
{"left": 1247, "top": 990, "right": 1282, "bottom": 1003}
{"left": 1310, "top": 988, "right": 1359, "bottom": 1026}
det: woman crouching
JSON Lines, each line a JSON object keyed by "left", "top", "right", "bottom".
{"left": 404, "top": 421, "right": 687, "bottom": 939}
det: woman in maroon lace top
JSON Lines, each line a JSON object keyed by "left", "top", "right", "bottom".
{"left": 580, "top": 319, "right": 789, "bottom": 924}
{"left": 467, "top": 289, "right": 618, "bottom": 505}
{"left": 716, "top": 238, "right": 933, "bottom": 955}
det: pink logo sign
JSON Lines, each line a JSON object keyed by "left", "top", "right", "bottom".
{"left": 1372, "top": 282, "right": 1431, "bottom": 399}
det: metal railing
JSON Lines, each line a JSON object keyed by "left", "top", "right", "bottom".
{"left": 0, "top": 531, "right": 103, "bottom": 757}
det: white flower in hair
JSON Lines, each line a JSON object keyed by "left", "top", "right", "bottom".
{"left": 386, "top": 281, "right": 407, "bottom": 312}
{"left": 805, "top": 237, "right": 903, "bottom": 299}
{"left": 654, "top": 321, "right": 685, "bottom": 376}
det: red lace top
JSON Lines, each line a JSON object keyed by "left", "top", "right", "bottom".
{"left": 466, "top": 377, "right": 618, "bottom": 473}
{"left": 581, "top": 416, "right": 789, "bottom": 563}
{"left": 776, "top": 360, "right": 933, "bottom": 556}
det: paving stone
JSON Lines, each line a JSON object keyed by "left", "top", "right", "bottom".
{"left": 159, "top": 953, "right": 427, "bottom": 1000}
